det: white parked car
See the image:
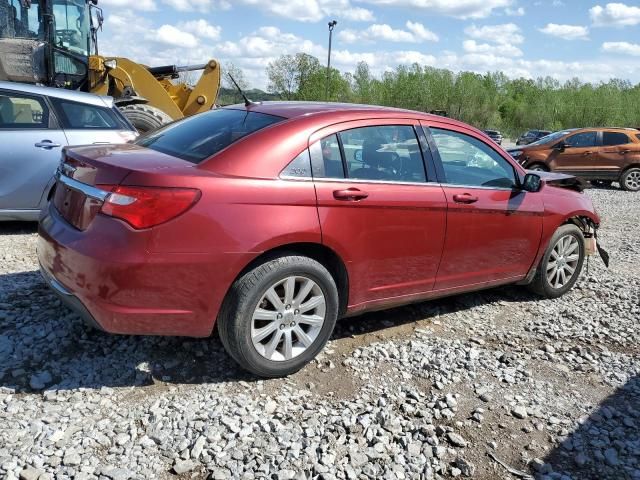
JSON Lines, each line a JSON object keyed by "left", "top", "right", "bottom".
{"left": 0, "top": 81, "right": 137, "bottom": 221}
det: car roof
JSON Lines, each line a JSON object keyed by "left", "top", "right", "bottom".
{"left": 0, "top": 81, "right": 113, "bottom": 108}
{"left": 223, "top": 100, "right": 465, "bottom": 123}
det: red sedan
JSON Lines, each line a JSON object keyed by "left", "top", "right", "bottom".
{"left": 38, "top": 103, "right": 603, "bottom": 377}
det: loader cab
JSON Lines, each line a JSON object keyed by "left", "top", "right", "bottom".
{"left": 0, "top": 0, "right": 93, "bottom": 90}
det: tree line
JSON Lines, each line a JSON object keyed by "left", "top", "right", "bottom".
{"left": 224, "top": 53, "right": 640, "bottom": 138}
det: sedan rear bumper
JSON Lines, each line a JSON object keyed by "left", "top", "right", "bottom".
{"left": 37, "top": 202, "right": 236, "bottom": 337}
{"left": 39, "top": 263, "right": 104, "bottom": 331}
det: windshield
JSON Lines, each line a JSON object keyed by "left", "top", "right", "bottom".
{"left": 527, "top": 130, "right": 572, "bottom": 147}
{"left": 52, "top": 0, "right": 90, "bottom": 56}
{"left": 136, "top": 109, "right": 285, "bottom": 164}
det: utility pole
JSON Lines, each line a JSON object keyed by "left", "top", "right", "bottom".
{"left": 326, "top": 20, "right": 337, "bottom": 102}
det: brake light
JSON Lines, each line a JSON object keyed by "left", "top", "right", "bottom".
{"left": 99, "top": 186, "right": 201, "bottom": 229}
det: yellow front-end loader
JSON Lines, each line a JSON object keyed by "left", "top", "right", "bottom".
{"left": 0, "top": 0, "right": 221, "bottom": 132}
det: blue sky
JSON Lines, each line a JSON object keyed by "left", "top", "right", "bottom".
{"left": 98, "top": 0, "right": 640, "bottom": 89}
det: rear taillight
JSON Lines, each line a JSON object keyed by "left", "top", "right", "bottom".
{"left": 99, "top": 186, "right": 201, "bottom": 229}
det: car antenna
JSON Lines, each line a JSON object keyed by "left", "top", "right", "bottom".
{"left": 227, "top": 73, "right": 260, "bottom": 107}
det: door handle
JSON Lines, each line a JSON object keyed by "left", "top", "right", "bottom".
{"left": 583, "top": 151, "right": 593, "bottom": 155}
{"left": 35, "top": 140, "right": 62, "bottom": 149}
{"left": 333, "top": 188, "right": 369, "bottom": 201}
{"left": 619, "top": 150, "right": 630, "bottom": 155}
{"left": 453, "top": 193, "right": 479, "bottom": 204}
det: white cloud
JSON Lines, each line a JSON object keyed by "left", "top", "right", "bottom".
{"left": 177, "top": 20, "right": 222, "bottom": 40}
{"left": 161, "top": 0, "right": 231, "bottom": 12}
{"left": 154, "top": 25, "right": 199, "bottom": 49}
{"left": 602, "top": 41, "right": 640, "bottom": 56}
{"left": 465, "top": 23, "right": 524, "bottom": 45}
{"left": 539, "top": 23, "right": 589, "bottom": 40}
{"left": 342, "top": 7, "right": 376, "bottom": 21}
{"left": 463, "top": 39, "right": 522, "bottom": 57}
{"left": 339, "top": 21, "right": 438, "bottom": 43}
{"left": 237, "top": 0, "right": 373, "bottom": 22}
{"left": 358, "top": 0, "right": 513, "bottom": 19}
{"left": 99, "top": 0, "right": 156, "bottom": 11}
{"left": 590, "top": 3, "right": 640, "bottom": 27}
{"left": 505, "top": 6, "right": 525, "bottom": 16}
{"left": 405, "top": 21, "right": 439, "bottom": 41}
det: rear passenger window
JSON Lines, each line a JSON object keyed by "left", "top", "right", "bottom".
{"left": 0, "top": 93, "right": 48, "bottom": 128}
{"left": 310, "top": 134, "right": 344, "bottom": 179}
{"left": 49, "top": 98, "right": 126, "bottom": 130}
{"left": 310, "top": 125, "right": 427, "bottom": 183}
{"left": 602, "top": 132, "right": 630, "bottom": 146}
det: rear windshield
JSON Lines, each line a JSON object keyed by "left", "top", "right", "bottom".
{"left": 136, "top": 109, "right": 284, "bottom": 164}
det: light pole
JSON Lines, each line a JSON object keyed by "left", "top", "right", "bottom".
{"left": 326, "top": 20, "right": 337, "bottom": 102}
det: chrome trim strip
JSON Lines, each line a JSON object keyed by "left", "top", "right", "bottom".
{"left": 39, "top": 264, "right": 72, "bottom": 297}
{"left": 310, "top": 177, "right": 439, "bottom": 187}
{"left": 56, "top": 172, "right": 109, "bottom": 202}
{"left": 439, "top": 183, "right": 518, "bottom": 191}
{"left": 279, "top": 176, "right": 518, "bottom": 191}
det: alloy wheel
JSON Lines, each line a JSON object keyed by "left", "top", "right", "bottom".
{"left": 251, "top": 276, "right": 326, "bottom": 361}
{"left": 624, "top": 170, "right": 640, "bottom": 190}
{"left": 546, "top": 235, "right": 580, "bottom": 288}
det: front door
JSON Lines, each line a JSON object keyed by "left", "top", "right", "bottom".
{"left": 310, "top": 121, "right": 447, "bottom": 308}
{"left": 553, "top": 130, "right": 598, "bottom": 174}
{"left": 0, "top": 90, "right": 68, "bottom": 211}
{"left": 424, "top": 123, "right": 544, "bottom": 290}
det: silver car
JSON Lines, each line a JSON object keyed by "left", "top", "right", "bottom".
{"left": 0, "top": 81, "right": 137, "bottom": 221}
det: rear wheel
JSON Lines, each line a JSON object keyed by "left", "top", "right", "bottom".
{"left": 528, "top": 163, "right": 549, "bottom": 172}
{"left": 529, "top": 224, "right": 585, "bottom": 298}
{"left": 119, "top": 104, "right": 173, "bottom": 134}
{"left": 620, "top": 168, "right": 640, "bottom": 192}
{"left": 217, "top": 255, "right": 339, "bottom": 377}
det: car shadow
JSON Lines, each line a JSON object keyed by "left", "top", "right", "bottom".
{"left": 541, "top": 374, "right": 640, "bottom": 480}
{"left": 0, "top": 221, "right": 38, "bottom": 235}
{"left": 0, "top": 268, "right": 541, "bottom": 393}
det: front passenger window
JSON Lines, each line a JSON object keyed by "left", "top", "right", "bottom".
{"left": 431, "top": 128, "right": 516, "bottom": 189}
{"left": 564, "top": 132, "right": 597, "bottom": 148}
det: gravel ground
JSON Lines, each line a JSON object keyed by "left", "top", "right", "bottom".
{"left": 0, "top": 186, "right": 638, "bottom": 480}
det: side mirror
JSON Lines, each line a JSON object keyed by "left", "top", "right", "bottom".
{"left": 522, "top": 173, "right": 543, "bottom": 192}
{"left": 554, "top": 142, "right": 567, "bottom": 152}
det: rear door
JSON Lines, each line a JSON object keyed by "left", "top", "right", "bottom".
{"left": 311, "top": 119, "right": 447, "bottom": 307}
{"left": 598, "top": 130, "right": 634, "bottom": 178}
{"left": 553, "top": 130, "right": 598, "bottom": 174}
{"left": 0, "top": 89, "right": 68, "bottom": 211}
{"left": 48, "top": 96, "right": 137, "bottom": 146}
{"left": 423, "top": 122, "right": 544, "bottom": 290}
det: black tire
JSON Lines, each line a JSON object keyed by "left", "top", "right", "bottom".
{"left": 528, "top": 224, "right": 585, "bottom": 299}
{"left": 528, "top": 163, "right": 549, "bottom": 172}
{"left": 217, "top": 255, "right": 339, "bottom": 378}
{"left": 620, "top": 167, "right": 640, "bottom": 192}
{"left": 119, "top": 104, "right": 173, "bottom": 133}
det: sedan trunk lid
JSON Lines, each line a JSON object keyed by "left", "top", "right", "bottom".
{"left": 53, "top": 144, "right": 196, "bottom": 230}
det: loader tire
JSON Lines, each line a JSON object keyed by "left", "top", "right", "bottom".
{"left": 119, "top": 104, "right": 173, "bottom": 134}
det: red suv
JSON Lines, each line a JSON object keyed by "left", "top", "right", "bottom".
{"left": 38, "top": 103, "right": 603, "bottom": 377}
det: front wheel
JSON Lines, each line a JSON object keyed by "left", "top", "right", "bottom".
{"left": 119, "top": 104, "right": 173, "bottom": 134}
{"left": 217, "top": 255, "right": 339, "bottom": 377}
{"left": 528, "top": 224, "right": 585, "bottom": 299}
{"left": 620, "top": 168, "right": 640, "bottom": 192}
